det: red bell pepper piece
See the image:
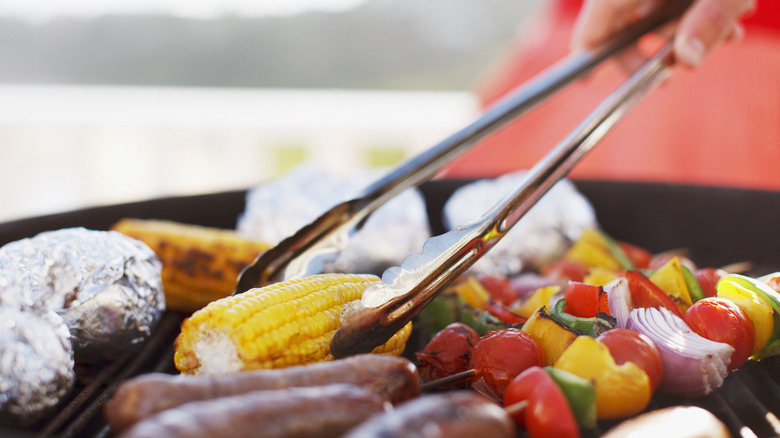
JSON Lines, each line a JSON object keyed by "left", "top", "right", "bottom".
{"left": 563, "top": 281, "right": 609, "bottom": 318}
{"left": 625, "top": 270, "right": 683, "bottom": 318}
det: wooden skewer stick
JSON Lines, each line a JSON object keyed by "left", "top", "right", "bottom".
{"left": 421, "top": 369, "right": 477, "bottom": 392}
{"left": 720, "top": 261, "right": 754, "bottom": 274}
{"left": 503, "top": 400, "right": 529, "bottom": 417}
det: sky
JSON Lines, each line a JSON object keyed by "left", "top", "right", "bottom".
{"left": 0, "top": 0, "right": 368, "bottom": 21}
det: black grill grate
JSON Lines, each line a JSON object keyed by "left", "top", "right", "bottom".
{"left": 5, "top": 312, "right": 780, "bottom": 438}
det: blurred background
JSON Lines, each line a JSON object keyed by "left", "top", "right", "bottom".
{"left": 0, "top": 0, "right": 544, "bottom": 222}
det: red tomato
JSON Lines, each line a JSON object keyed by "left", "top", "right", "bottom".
{"left": 477, "top": 275, "right": 519, "bottom": 306}
{"left": 625, "top": 270, "right": 683, "bottom": 318}
{"left": 683, "top": 297, "right": 755, "bottom": 371}
{"left": 596, "top": 328, "right": 664, "bottom": 392}
{"left": 468, "top": 328, "right": 543, "bottom": 399}
{"left": 541, "top": 259, "right": 588, "bottom": 282}
{"left": 617, "top": 241, "right": 652, "bottom": 269}
{"left": 563, "top": 281, "right": 604, "bottom": 318}
{"left": 695, "top": 267, "right": 728, "bottom": 298}
{"left": 415, "top": 322, "right": 480, "bottom": 388}
{"left": 503, "top": 366, "right": 580, "bottom": 438}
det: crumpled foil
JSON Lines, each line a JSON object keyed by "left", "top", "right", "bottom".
{"left": 443, "top": 171, "right": 598, "bottom": 277}
{"left": 237, "top": 164, "right": 431, "bottom": 275}
{"left": 0, "top": 227, "right": 165, "bottom": 362}
{"left": 0, "top": 307, "right": 75, "bottom": 427}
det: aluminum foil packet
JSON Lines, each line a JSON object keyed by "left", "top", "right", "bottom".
{"left": 443, "top": 171, "right": 598, "bottom": 277}
{"left": 237, "top": 164, "right": 431, "bottom": 275}
{"left": 0, "top": 307, "right": 74, "bottom": 427}
{"left": 0, "top": 227, "right": 165, "bottom": 362}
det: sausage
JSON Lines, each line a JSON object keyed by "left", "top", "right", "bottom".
{"left": 104, "top": 354, "right": 419, "bottom": 432}
{"left": 342, "top": 391, "right": 516, "bottom": 438}
{"left": 118, "top": 384, "right": 390, "bottom": 438}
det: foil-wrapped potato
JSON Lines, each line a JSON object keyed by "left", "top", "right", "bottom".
{"left": 237, "top": 164, "right": 431, "bottom": 275}
{"left": 444, "top": 171, "right": 598, "bottom": 277}
{"left": 0, "top": 227, "right": 165, "bottom": 362}
{"left": 0, "top": 307, "right": 75, "bottom": 427}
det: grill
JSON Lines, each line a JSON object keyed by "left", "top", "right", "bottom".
{"left": 3, "top": 179, "right": 780, "bottom": 438}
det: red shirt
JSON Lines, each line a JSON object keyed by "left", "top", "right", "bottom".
{"left": 444, "top": 0, "right": 780, "bottom": 190}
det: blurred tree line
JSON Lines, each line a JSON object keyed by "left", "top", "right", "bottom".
{"left": 0, "top": 0, "right": 542, "bottom": 90}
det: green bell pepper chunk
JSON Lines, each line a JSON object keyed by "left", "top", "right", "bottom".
{"left": 599, "top": 230, "right": 635, "bottom": 270}
{"left": 417, "top": 293, "right": 517, "bottom": 338}
{"left": 681, "top": 263, "right": 706, "bottom": 303}
{"left": 550, "top": 298, "right": 615, "bottom": 337}
{"left": 544, "top": 366, "right": 597, "bottom": 429}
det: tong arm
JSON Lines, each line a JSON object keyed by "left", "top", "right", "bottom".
{"left": 233, "top": 1, "right": 691, "bottom": 293}
{"left": 331, "top": 43, "right": 676, "bottom": 358}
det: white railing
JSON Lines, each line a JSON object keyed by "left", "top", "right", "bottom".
{"left": 0, "top": 85, "right": 478, "bottom": 222}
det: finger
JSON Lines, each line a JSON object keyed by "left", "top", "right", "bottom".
{"left": 726, "top": 22, "right": 745, "bottom": 42}
{"left": 673, "top": 0, "right": 756, "bottom": 67}
{"left": 612, "top": 30, "right": 670, "bottom": 72}
{"left": 572, "top": 0, "right": 655, "bottom": 52}
{"left": 614, "top": 47, "right": 650, "bottom": 72}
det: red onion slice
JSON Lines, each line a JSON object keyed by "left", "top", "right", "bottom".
{"left": 627, "top": 307, "right": 734, "bottom": 398}
{"left": 605, "top": 277, "right": 632, "bottom": 329}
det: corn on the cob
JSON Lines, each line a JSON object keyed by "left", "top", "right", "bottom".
{"left": 174, "top": 273, "right": 412, "bottom": 374}
{"left": 111, "top": 218, "right": 273, "bottom": 312}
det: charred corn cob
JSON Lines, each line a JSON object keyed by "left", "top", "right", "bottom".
{"left": 111, "top": 218, "right": 273, "bottom": 312}
{"left": 174, "top": 273, "right": 412, "bottom": 374}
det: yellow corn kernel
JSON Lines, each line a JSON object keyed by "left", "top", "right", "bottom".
{"left": 111, "top": 218, "right": 273, "bottom": 312}
{"left": 174, "top": 273, "right": 412, "bottom": 374}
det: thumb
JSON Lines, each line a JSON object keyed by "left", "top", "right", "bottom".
{"left": 673, "top": 0, "right": 756, "bottom": 67}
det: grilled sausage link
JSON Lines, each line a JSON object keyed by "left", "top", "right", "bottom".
{"left": 342, "top": 391, "right": 516, "bottom": 438}
{"left": 118, "top": 384, "right": 390, "bottom": 438}
{"left": 104, "top": 354, "right": 419, "bottom": 432}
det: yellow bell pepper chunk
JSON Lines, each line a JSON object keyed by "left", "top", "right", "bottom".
{"left": 513, "top": 285, "right": 560, "bottom": 318}
{"left": 649, "top": 257, "right": 692, "bottom": 313}
{"left": 451, "top": 275, "right": 490, "bottom": 311}
{"left": 563, "top": 228, "right": 621, "bottom": 271}
{"left": 584, "top": 267, "right": 619, "bottom": 287}
{"left": 522, "top": 305, "right": 578, "bottom": 366}
{"left": 554, "top": 336, "right": 652, "bottom": 420}
{"left": 717, "top": 278, "right": 774, "bottom": 355}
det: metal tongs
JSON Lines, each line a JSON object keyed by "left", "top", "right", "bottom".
{"left": 236, "top": 2, "right": 691, "bottom": 356}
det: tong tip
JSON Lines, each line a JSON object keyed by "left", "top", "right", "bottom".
{"left": 330, "top": 300, "right": 395, "bottom": 358}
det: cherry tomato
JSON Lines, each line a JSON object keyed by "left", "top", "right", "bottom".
{"left": 415, "top": 322, "right": 480, "bottom": 388}
{"left": 617, "top": 241, "right": 652, "bottom": 269}
{"left": 563, "top": 281, "right": 608, "bottom": 318}
{"left": 477, "top": 275, "right": 519, "bottom": 306}
{"left": 625, "top": 270, "right": 683, "bottom": 318}
{"left": 468, "top": 328, "right": 543, "bottom": 399}
{"left": 503, "top": 366, "right": 580, "bottom": 438}
{"left": 683, "top": 297, "right": 755, "bottom": 371}
{"left": 695, "top": 267, "right": 728, "bottom": 298}
{"left": 541, "top": 259, "right": 588, "bottom": 282}
{"left": 596, "top": 328, "right": 663, "bottom": 392}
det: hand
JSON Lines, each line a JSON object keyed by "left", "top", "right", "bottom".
{"left": 571, "top": 0, "right": 756, "bottom": 69}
